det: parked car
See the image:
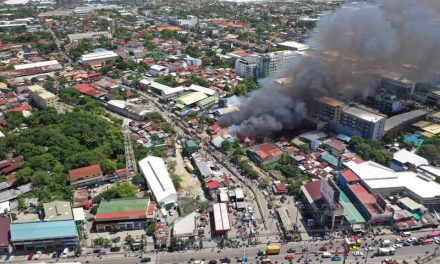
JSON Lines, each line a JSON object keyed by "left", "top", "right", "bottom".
{"left": 403, "top": 242, "right": 411, "bottom": 247}
{"left": 34, "top": 251, "right": 42, "bottom": 260}
{"left": 286, "top": 248, "right": 296, "bottom": 253}
{"left": 27, "top": 252, "right": 34, "bottom": 260}
{"left": 353, "top": 251, "right": 363, "bottom": 257}
{"left": 319, "top": 246, "right": 327, "bottom": 251}
{"left": 365, "top": 246, "right": 374, "bottom": 252}
{"left": 140, "top": 257, "right": 151, "bottom": 263}
{"left": 52, "top": 251, "right": 59, "bottom": 258}
{"left": 331, "top": 256, "right": 342, "bottom": 261}
{"left": 392, "top": 244, "right": 402, "bottom": 248}
{"left": 283, "top": 254, "right": 294, "bottom": 260}
{"left": 407, "top": 237, "right": 417, "bottom": 243}
{"left": 412, "top": 240, "right": 421, "bottom": 246}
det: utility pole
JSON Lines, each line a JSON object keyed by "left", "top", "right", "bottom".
{"left": 304, "top": 242, "right": 310, "bottom": 264}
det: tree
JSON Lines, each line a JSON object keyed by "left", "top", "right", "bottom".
{"left": 171, "top": 173, "right": 181, "bottom": 190}
{"left": 94, "top": 182, "right": 138, "bottom": 203}
{"left": 146, "top": 223, "right": 156, "bottom": 236}
{"left": 348, "top": 136, "right": 392, "bottom": 166}
{"left": 197, "top": 200, "right": 211, "bottom": 212}
{"left": 132, "top": 173, "right": 145, "bottom": 186}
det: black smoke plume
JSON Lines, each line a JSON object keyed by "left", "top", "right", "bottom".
{"left": 219, "top": 0, "right": 440, "bottom": 138}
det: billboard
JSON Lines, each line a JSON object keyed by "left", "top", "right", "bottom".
{"left": 320, "top": 178, "right": 336, "bottom": 207}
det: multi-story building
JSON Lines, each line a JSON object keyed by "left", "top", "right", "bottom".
{"left": 27, "top": 85, "right": 58, "bottom": 110}
{"left": 368, "top": 94, "right": 401, "bottom": 114}
{"left": 317, "top": 97, "right": 344, "bottom": 123}
{"left": 256, "top": 50, "right": 297, "bottom": 79}
{"left": 339, "top": 107, "right": 387, "bottom": 141}
{"left": 235, "top": 56, "right": 259, "bottom": 79}
{"left": 94, "top": 198, "right": 155, "bottom": 232}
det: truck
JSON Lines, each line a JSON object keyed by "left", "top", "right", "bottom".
{"left": 378, "top": 247, "right": 396, "bottom": 256}
{"left": 266, "top": 245, "right": 281, "bottom": 255}
{"left": 381, "top": 239, "right": 391, "bottom": 247}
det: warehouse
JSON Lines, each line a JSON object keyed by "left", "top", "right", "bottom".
{"left": 173, "top": 211, "right": 199, "bottom": 240}
{"left": 138, "top": 156, "right": 178, "bottom": 207}
{"left": 175, "top": 92, "right": 208, "bottom": 107}
{"left": 10, "top": 220, "right": 78, "bottom": 251}
{"left": 344, "top": 160, "right": 440, "bottom": 210}
{"left": 80, "top": 50, "right": 119, "bottom": 68}
{"left": 94, "top": 198, "right": 155, "bottom": 232}
{"left": 106, "top": 100, "right": 151, "bottom": 121}
{"left": 212, "top": 203, "right": 231, "bottom": 234}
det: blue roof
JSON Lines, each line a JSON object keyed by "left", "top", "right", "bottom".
{"left": 320, "top": 151, "right": 339, "bottom": 167}
{"left": 11, "top": 220, "right": 78, "bottom": 241}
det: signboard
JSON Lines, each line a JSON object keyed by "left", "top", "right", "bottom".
{"left": 320, "top": 178, "right": 335, "bottom": 207}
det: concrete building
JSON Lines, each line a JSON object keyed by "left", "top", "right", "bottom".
{"left": 338, "top": 107, "right": 386, "bottom": 140}
{"left": 368, "top": 94, "right": 401, "bottom": 114}
{"left": 106, "top": 100, "right": 151, "bottom": 121}
{"left": 94, "top": 198, "right": 155, "bottom": 232}
{"left": 27, "top": 85, "right": 57, "bottom": 110}
{"left": 235, "top": 56, "right": 259, "bottom": 79}
{"left": 317, "top": 97, "right": 344, "bottom": 123}
{"left": 344, "top": 160, "right": 440, "bottom": 211}
{"left": 43, "top": 201, "right": 73, "bottom": 221}
{"left": 68, "top": 164, "right": 103, "bottom": 187}
{"left": 276, "top": 41, "right": 309, "bottom": 51}
{"left": 300, "top": 179, "right": 348, "bottom": 231}
{"left": 173, "top": 211, "right": 198, "bottom": 240}
{"left": 10, "top": 220, "right": 78, "bottom": 251}
{"left": 168, "top": 15, "right": 198, "bottom": 28}
{"left": 149, "top": 65, "right": 168, "bottom": 77}
{"left": 14, "top": 60, "right": 62, "bottom": 72}
{"left": 138, "top": 156, "right": 178, "bottom": 206}
{"left": 197, "top": 97, "right": 218, "bottom": 109}
{"left": 256, "top": 50, "right": 297, "bottom": 79}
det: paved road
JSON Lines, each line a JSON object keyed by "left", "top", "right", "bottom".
{"left": 36, "top": 242, "right": 439, "bottom": 264}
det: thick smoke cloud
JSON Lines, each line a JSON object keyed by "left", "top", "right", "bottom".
{"left": 219, "top": 0, "right": 440, "bottom": 138}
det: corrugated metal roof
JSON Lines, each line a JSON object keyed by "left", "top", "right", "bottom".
{"left": 138, "top": 156, "right": 177, "bottom": 205}
{"left": 10, "top": 220, "right": 78, "bottom": 241}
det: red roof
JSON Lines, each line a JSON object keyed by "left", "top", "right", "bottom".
{"left": 69, "top": 164, "right": 102, "bottom": 181}
{"left": 75, "top": 83, "right": 93, "bottom": 93}
{"left": 303, "top": 180, "right": 323, "bottom": 202}
{"left": 147, "top": 201, "right": 156, "bottom": 217}
{"left": 8, "top": 103, "right": 31, "bottom": 112}
{"left": 95, "top": 210, "right": 147, "bottom": 221}
{"left": 0, "top": 99, "right": 8, "bottom": 106}
{"left": 206, "top": 181, "right": 220, "bottom": 190}
{"left": 250, "top": 143, "right": 283, "bottom": 160}
{"left": 349, "top": 184, "right": 376, "bottom": 205}
{"left": 275, "top": 183, "right": 287, "bottom": 193}
{"left": 0, "top": 216, "right": 10, "bottom": 248}
{"left": 341, "top": 169, "right": 360, "bottom": 183}
{"left": 0, "top": 162, "right": 21, "bottom": 174}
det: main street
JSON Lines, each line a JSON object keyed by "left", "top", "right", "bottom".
{"left": 38, "top": 241, "right": 440, "bottom": 264}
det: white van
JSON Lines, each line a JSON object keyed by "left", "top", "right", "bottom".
{"left": 401, "top": 231, "right": 411, "bottom": 237}
{"left": 62, "top": 248, "right": 69, "bottom": 258}
{"left": 381, "top": 239, "right": 391, "bottom": 247}
{"left": 322, "top": 252, "right": 332, "bottom": 258}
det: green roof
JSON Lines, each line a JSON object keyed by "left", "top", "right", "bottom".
{"left": 97, "top": 198, "right": 149, "bottom": 214}
{"left": 186, "top": 140, "right": 198, "bottom": 148}
{"left": 339, "top": 190, "right": 365, "bottom": 224}
{"left": 412, "top": 213, "right": 421, "bottom": 220}
{"left": 292, "top": 137, "right": 306, "bottom": 146}
{"left": 198, "top": 97, "right": 217, "bottom": 107}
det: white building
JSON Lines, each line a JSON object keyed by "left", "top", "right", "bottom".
{"left": 391, "top": 149, "right": 429, "bottom": 171}
{"left": 256, "top": 50, "right": 297, "bottom": 79}
{"left": 80, "top": 50, "right": 119, "bottom": 67}
{"left": 235, "top": 56, "right": 259, "bottom": 79}
{"left": 138, "top": 156, "right": 178, "bottom": 206}
{"left": 149, "top": 65, "right": 168, "bottom": 77}
{"left": 344, "top": 160, "right": 440, "bottom": 210}
{"left": 173, "top": 211, "right": 198, "bottom": 239}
